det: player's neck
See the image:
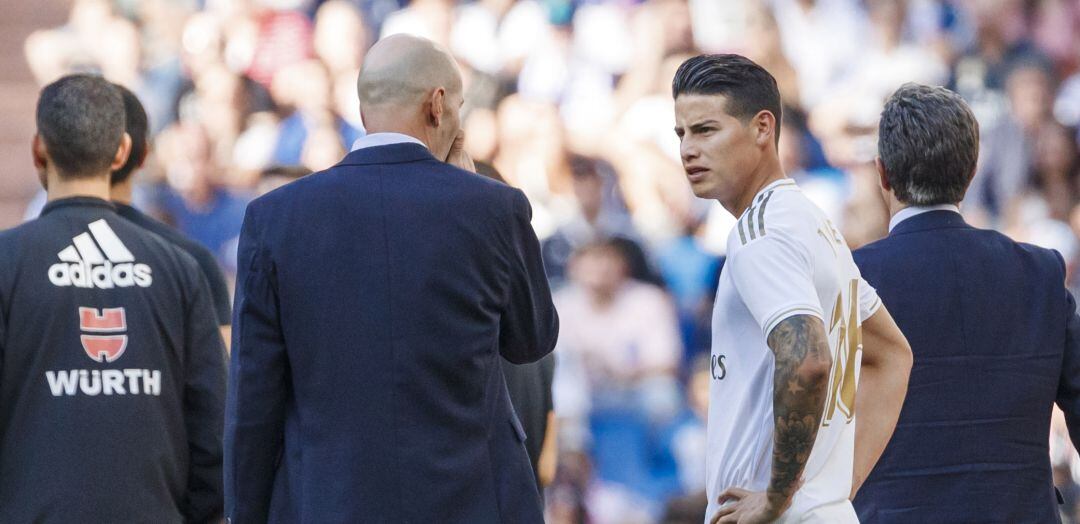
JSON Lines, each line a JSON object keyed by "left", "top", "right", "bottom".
{"left": 110, "top": 179, "right": 135, "bottom": 205}
{"left": 732, "top": 163, "right": 786, "bottom": 217}
{"left": 46, "top": 171, "right": 112, "bottom": 203}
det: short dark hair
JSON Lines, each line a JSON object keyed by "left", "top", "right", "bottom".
{"left": 36, "top": 74, "right": 125, "bottom": 178}
{"left": 111, "top": 84, "right": 149, "bottom": 185}
{"left": 878, "top": 83, "right": 980, "bottom": 206}
{"left": 672, "top": 54, "right": 783, "bottom": 145}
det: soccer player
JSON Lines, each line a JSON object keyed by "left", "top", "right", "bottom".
{"left": 672, "top": 54, "right": 912, "bottom": 523}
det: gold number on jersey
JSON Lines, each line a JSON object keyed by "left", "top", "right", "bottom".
{"left": 817, "top": 219, "right": 843, "bottom": 258}
{"left": 822, "top": 279, "right": 861, "bottom": 427}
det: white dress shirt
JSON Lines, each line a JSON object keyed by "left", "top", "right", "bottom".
{"left": 888, "top": 204, "right": 961, "bottom": 232}
{"left": 351, "top": 132, "right": 426, "bottom": 151}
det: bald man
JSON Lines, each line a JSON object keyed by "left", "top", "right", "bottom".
{"left": 224, "top": 35, "right": 558, "bottom": 523}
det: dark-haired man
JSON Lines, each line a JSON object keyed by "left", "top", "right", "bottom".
{"left": 852, "top": 83, "right": 1080, "bottom": 523}
{"left": 0, "top": 74, "right": 226, "bottom": 522}
{"left": 109, "top": 83, "right": 233, "bottom": 350}
{"left": 671, "top": 54, "right": 912, "bottom": 523}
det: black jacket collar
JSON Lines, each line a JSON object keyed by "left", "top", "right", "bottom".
{"left": 40, "top": 196, "right": 116, "bottom": 217}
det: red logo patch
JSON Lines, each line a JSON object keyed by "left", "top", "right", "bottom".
{"left": 78, "top": 307, "right": 127, "bottom": 362}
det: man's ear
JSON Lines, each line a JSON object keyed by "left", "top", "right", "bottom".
{"left": 136, "top": 139, "right": 150, "bottom": 170}
{"left": 753, "top": 110, "right": 776, "bottom": 148}
{"left": 32, "top": 134, "right": 48, "bottom": 171}
{"left": 33, "top": 134, "right": 48, "bottom": 189}
{"left": 110, "top": 132, "right": 132, "bottom": 172}
{"left": 875, "top": 157, "right": 892, "bottom": 191}
{"left": 428, "top": 87, "right": 445, "bottom": 128}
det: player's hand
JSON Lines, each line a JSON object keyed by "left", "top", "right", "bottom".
{"left": 446, "top": 130, "right": 475, "bottom": 173}
{"left": 711, "top": 488, "right": 785, "bottom": 524}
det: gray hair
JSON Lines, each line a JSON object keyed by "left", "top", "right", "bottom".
{"left": 878, "top": 83, "right": 980, "bottom": 206}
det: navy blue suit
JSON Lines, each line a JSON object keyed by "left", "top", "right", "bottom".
{"left": 224, "top": 143, "right": 559, "bottom": 523}
{"left": 852, "top": 210, "right": 1080, "bottom": 523}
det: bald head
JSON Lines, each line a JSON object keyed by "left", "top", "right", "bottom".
{"left": 357, "top": 34, "right": 466, "bottom": 161}
{"left": 357, "top": 34, "right": 462, "bottom": 109}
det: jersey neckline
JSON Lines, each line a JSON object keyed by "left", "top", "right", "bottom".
{"left": 40, "top": 196, "right": 116, "bottom": 217}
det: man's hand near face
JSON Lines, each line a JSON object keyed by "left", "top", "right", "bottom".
{"left": 446, "top": 130, "right": 475, "bottom": 172}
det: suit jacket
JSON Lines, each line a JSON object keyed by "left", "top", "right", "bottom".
{"left": 501, "top": 352, "right": 555, "bottom": 489}
{"left": 224, "top": 143, "right": 559, "bottom": 523}
{"left": 852, "top": 210, "right": 1080, "bottom": 523}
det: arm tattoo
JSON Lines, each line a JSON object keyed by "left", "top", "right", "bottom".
{"left": 766, "top": 314, "right": 832, "bottom": 508}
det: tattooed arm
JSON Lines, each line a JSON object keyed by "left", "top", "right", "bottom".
{"left": 714, "top": 314, "right": 832, "bottom": 524}
{"left": 766, "top": 314, "right": 834, "bottom": 510}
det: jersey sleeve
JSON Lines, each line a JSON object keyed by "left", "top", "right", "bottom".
{"left": 729, "top": 232, "right": 824, "bottom": 337}
{"left": 858, "top": 276, "right": 882, "bottom": 322}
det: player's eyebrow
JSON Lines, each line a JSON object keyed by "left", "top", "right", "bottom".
{"left": 675, "top": 119, "right": 720, "bottom": 136}
{"left": 688, "top": 120, "right": 719, "bottom": 130}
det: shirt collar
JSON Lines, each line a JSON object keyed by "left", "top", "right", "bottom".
{"left": 40, "top": 196, "right": 115, "bottom": 217}
{"left": 351, "top": 132, "right": 426, "bottom": 151}
{"left": 758, "top": 178, "right": 798, "bottom": 195}
{"left": 888, "top": 204, "right": 961, "bottom": 232}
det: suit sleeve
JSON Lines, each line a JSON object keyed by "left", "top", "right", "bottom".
{"left": 181, "top": 258, "right": 228, "bottom": 523}
{"left": 224, "top": 204, "right": 289, "bottom": 524}
{"left": 1056, "top": 253, "right": 1080, "bottom": 452}
{"left": 200, "top": 250, "right": 233, "bottom": 326}
{"left": 540, "top": 352, "right": 555, "bottom": 415}
{"left": 499, "top": 189, "right": 559, "bottom": 364}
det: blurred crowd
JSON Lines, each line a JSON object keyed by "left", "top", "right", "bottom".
{"left": 20, "top": 0, "right": 1080, "bottom": 522}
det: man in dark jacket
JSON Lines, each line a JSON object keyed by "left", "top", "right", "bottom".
{"left": 225, "top": 35, "right": 558, "bottom": 523}
{"left": 0, "top": 74, "right": 226, "bottom": 523}
{"left": 852, "top": 83, "right": 1080, "bottom": 523}
{"left": 108, "top": 83, "right": 234, "bottom": 350}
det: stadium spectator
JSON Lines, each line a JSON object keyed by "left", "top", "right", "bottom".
{"left": 154, "top": 122, "right": 249, "bottom": 273}
{"left": 553, "top": 239, "right": 683, "bottom": 507}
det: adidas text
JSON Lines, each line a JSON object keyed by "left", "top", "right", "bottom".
{"left": 49, "top": 261, "right": 152, "bottom": 288}
{"left": 48, "top": 219, "right": 154, "bottom": 288}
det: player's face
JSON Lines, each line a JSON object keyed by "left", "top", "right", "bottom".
{"left": 674, "top": 94, "right": 761, "bottom": 208}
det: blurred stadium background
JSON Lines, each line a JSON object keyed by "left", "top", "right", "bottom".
{"left": 3, "top": 0, "right": 1080, "bottom": 522}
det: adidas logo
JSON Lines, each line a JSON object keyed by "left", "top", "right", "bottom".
{"left": 48, "top": 219, "right": 153, "bottom": 288}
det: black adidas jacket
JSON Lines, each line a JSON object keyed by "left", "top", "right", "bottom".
{"left": 0, "top": 197, "right": 226, "bottom": 523}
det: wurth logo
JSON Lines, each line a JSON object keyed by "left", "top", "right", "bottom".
{"left": 44, "top": 305, "right": 161, "bottom": 397}
{"left": 48, "top": 219, "right": 152, "bottom": 288}
{"left": 79, "top": 307, "right": 127, "bottom": 363}
{"left": 45, "top": 369, "right": 161, "bottom": 397}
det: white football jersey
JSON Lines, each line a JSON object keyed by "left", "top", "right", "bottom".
{"left": 705, "top": 178, "right": 881, "bottom": 523}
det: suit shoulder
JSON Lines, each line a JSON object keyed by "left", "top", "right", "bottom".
{"left": 1014, "top": 239, "right": 1067, "bottom": 275}
{"left": 852, "top": 235, "right": 893, "bottom": 263}
{"left": 432, "top": 161, "right": 521, "bottom": 196}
